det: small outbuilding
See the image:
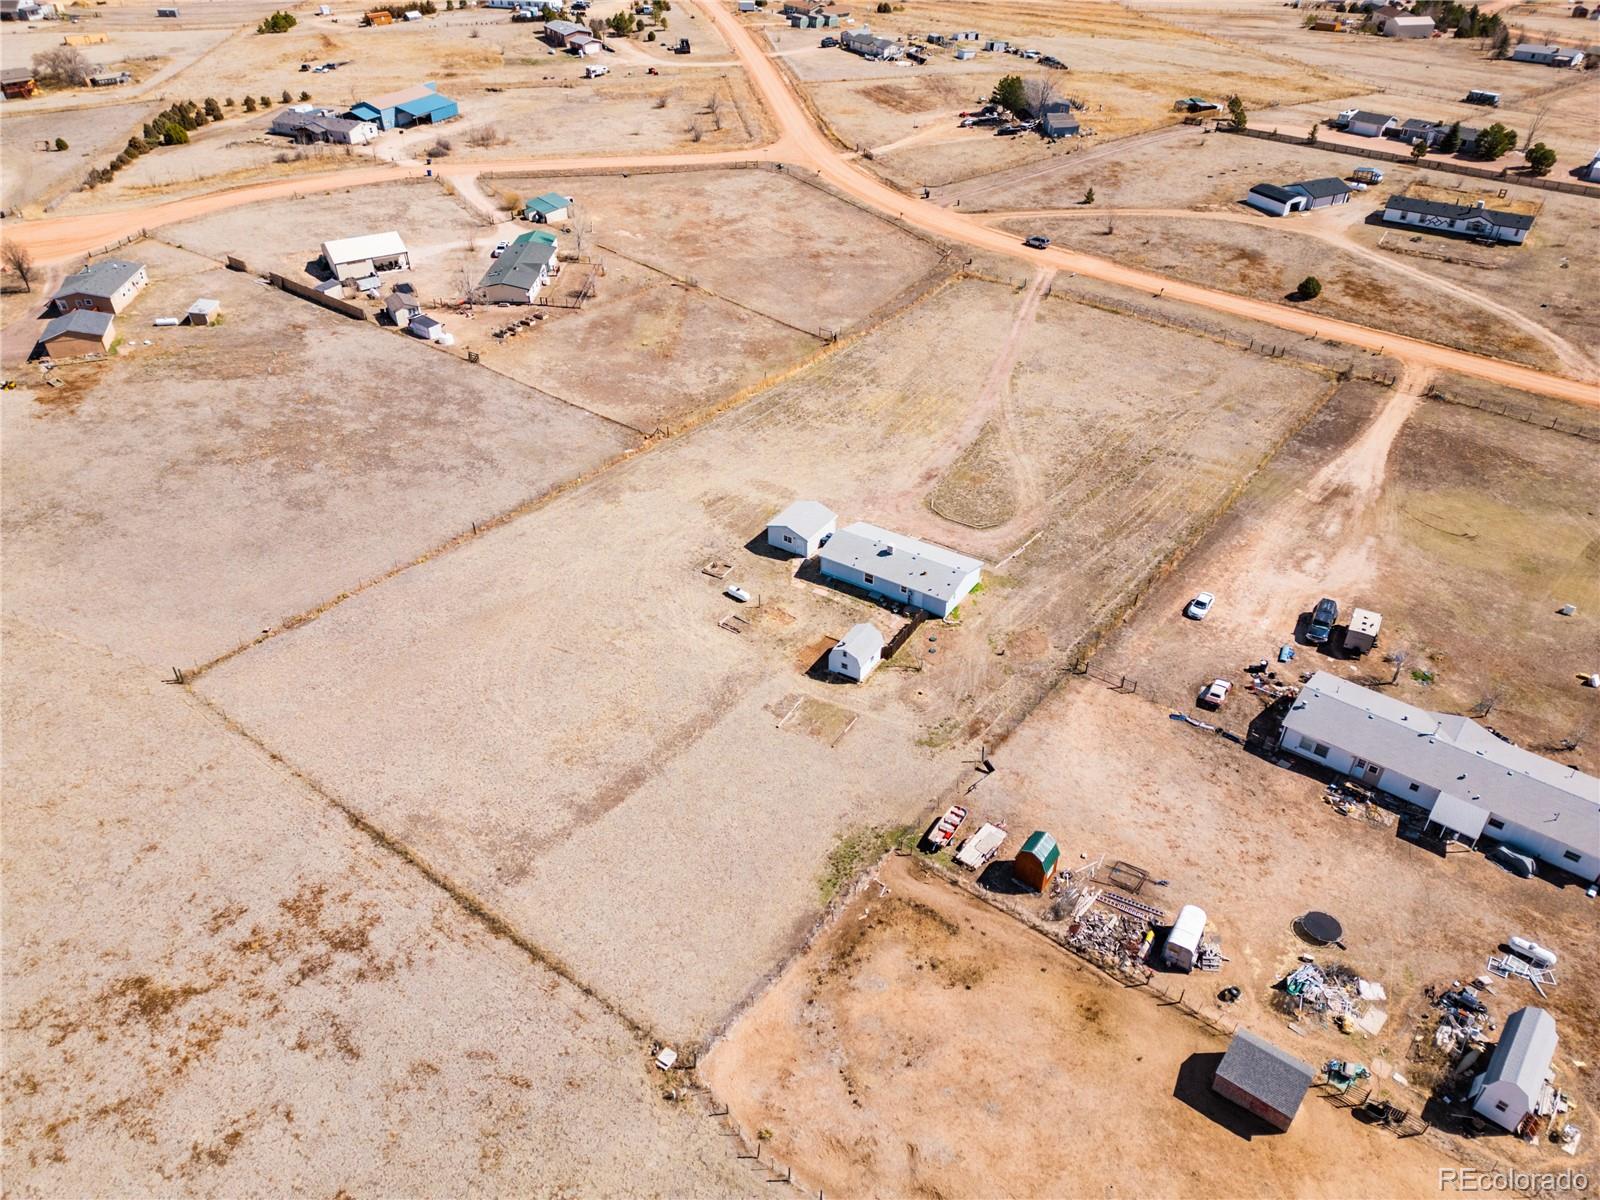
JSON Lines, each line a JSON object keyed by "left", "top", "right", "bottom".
{"left": 1163, "top": 904, "right": 1207, "bottom": 971}
{"left": 1213, "top": 1029, "right": 1316, "bottom": 1131}
{"left": 523, "top": 191, "right": 573, "bottom": 223}
{"left": 1286, "top": 177, "right": 1354, "bottom": 208}
{"left": 1343, "top": 109, "right": 1397, "bottom": 138}
{"left": 766, "top": 500, "right": 837, "bottom": 558}
{"left": 1471, "top": 1006, "right": 1557, "bottom": 1132}
{"left": 828, "top": 623, "right": 884, "bottom": 681}
{"left": 35, "top": 309, "right": 115, "bottom": 358}
{"left": 1382, "top": 13, "right": 1434, "bottom": 36}
{"left": 1013, "top": 831, "right": 1060, "bottom": 892}
{"left": 184, "top": 298, "right": 220, "bottom": 325}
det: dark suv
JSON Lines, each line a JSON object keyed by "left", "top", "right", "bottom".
{"left": 1307, "top": 597, "right": 1339, "bottom": 645}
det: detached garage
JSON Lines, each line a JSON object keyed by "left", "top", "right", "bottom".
{"left": 1244, "top": 183, "right": 1307, "bottom": 217}
{"left": 766, "top": 500, "right": 836, "bottom": 558}
{"left": 35, "top": 309, "right": 114, "bottom": 358}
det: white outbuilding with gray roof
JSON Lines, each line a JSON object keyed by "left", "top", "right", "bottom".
{"left": 829, "top": 623, "right": 884, "bottom": 682}
{"left": 1279, "top": 672, "right": 1599, "bottom": 880}
{"left": 320, "top": 232, "right": 410, "bottom": 281}
{"left": 766, "top": 500, "right": 837, "bottom": 558}
{"left": 818, "top": 522, "right": 982, "bottom": 619}
{"left": 1471, "top": 1006, "right": 1557, "bottom": 1131}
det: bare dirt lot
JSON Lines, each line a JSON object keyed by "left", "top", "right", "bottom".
{"left": 191, "top": 277, "right": 1337, "bottom": 1044}
{"left": 0, "top": 100, "right": 162, "bottom": 213}
{"left": 1, "top": 238, "right": 635, "bottom": 668}
{"left": 705, "top": 853, "right": 1465, "bottom": 1199}
{"left": 1, "top": 615, "right": 754, "bottom": 1198}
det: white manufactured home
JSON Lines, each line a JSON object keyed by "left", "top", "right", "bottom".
{"left": 818, "top": 522, "right": 982, "bottom": 619}
{"left": 1279, "top": 672, "right": 1598, "bottom": 880}
{"left": 766, "top": 500, "right": 837, "bottom": 558}
{"left": 1381, "top": 195, "right": 1534, "bottom": 245}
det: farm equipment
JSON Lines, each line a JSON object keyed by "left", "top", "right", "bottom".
{"left": 1324, "top": 1060, "right": 1370, "bottom": 1093}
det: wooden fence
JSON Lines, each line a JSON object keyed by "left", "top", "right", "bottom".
{"left": 268, "top": 272, "right": 369, "bottom": 321}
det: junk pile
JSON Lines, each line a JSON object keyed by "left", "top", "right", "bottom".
{"left": 1428, "top": 982, "right": 1494, "bottom": 1056}
{"left": 1061, "top": 892, "right": 1155, "bottom": 971}
{"left": 1488, "top": 953, "right": 1558, "bottom": 998}
{"left": 1197, "top": 940, "right": 1224, "bottom": 971}
{"left": 1277, "top": 961, "right": 1388, "bottom": 1035}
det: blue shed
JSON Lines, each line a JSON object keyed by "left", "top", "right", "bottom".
{"left": 396, "top": 91, "right": 458, "bottom": 126}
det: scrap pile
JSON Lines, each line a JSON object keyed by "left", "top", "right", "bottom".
{"left": 1488, "top": 954, "right": 1558, "bottom": 998}
{"left": 1429, "top": 983, "right": 1494, "bottom": 1056}
{"left": 1062, "top": 893, "right": 1154, "bottom": 970}
{"left": 1197, "top": 940, "right": 1224, "bottom": 971}
{"left": 1277, "top": 961, "right": 1388, "bottom": 1034}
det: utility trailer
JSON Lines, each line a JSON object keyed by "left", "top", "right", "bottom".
{"left": 954, "top": 822, "right": 1006, "bottom": 870}
{"left": 1342, "top": 608, "right": 1382, "bottom": 656}
{"left": 925, "top": 804, "right": 967, "bottom": 850}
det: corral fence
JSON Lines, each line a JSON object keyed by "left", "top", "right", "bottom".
{"left": 1222, "top": 126, "right": 1600, "bottom": 198}
{"left": 83, "top": 229, "right": 148, "bottom": 259}
{"left": 1424, "top": 384, "right": 1600, "bottom": 442}
{"left": 268, "top": 271, "right": 370, "bottom": 321}
{"left": 1075, "top": 661, "right": 1140, "bottom": 694}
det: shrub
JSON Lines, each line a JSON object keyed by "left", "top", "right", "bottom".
{"left": 243, "top": 96, "right": 257, "bottom": 112}
{"left": 1226, "top": 94, "right": 1246, "bottom": 128}
{"left": 55, "top": 136, "right": 69, "bottom": 151}
{"left": 1296, "top": 275, "right": 1322, "bottom": 301}
{"left": 256, "top": 9, "right": 297, "bottom": 32}
{"left": 989, "top": 73, "right": 1026, "bottom": 117}
{"left": 299, "top": 90, "right": 311, "bottom": 101}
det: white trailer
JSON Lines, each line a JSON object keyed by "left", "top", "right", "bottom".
{"left": 1164, "top": 904, "right": 1207, "bottom": 971}
{"left": 1343, "top": 608, "right": 1382, "bottom": 656}
{"left": 954, "top": 823, "right": 1006, "bottom": 870}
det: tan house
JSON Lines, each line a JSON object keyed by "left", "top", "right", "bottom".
{"left": 50, "top": 259, "right": 148, "bottom": 314}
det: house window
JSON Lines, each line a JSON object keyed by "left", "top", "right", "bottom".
{"left": 1312, "top": 743, "right": 1329, "bottom": 759}
{"left": 783, "top": 534, "right": 793, "bottom": 544}
{"left": 900, "top": 585, "right": 909, "bottom": 595}
{"left": 1564, "top": 851, "right": 1582, "bottom": 863}
{"left": 1495, "top": 1101, "right": 1509, "bottom": 1113}
{"left": 1487, "top": 818, "right": 1504, "bottom": 830}
{"left": 1408, "top": 782, "right": 1421, "bottom": 793}
{"left": 863, "top": 573, "right": 874, "bottom": 585}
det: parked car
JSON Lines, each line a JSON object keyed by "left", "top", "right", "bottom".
{"left": 725, "top": 585, "right": 751, "bottom": 603}
{"left": 1307, "top": 597, "right": 1339, "bottom": 644}
{"left": 1023, "top": 234, "right": 1051, "bottom": 249}
{"left": 819, "top": 35, "right": 838, "bottom": 46}
{"left": 996, "top": 123, "right": 1025, "bottom": 136}
{"left": 1200, "top": 679, "right": 1232, "bottom": 707}
{"left": 491, "top": 241, "right": 510, "bottom": 258}
{"left": 1184, "top": 591, "right": 1215, "bottom": 620}
{"left": 1489, "top": 845, "right": 1537, "bottom": 878}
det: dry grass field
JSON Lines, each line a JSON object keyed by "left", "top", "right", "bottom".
{"left": 189, "top": 276, "right": 1335, "bottom": 1044}
{"left": 1, "top": 616, "right": 755, "bottom": 1198}
{"left": 0, "top": 239, "right": 635, "bottom": 668}
{"left": 1091, "top": 374, "right": 1600, "bottom": 759}
{"left": 754, "top": 0, "right": 1360, "bottom": 189}
{"left": 704, "top": 853, "right": 1464, "bottom": 1199}
{"left": 0, "top": 101, "right": 163, "bottom": 214}
{"left": 488, "top": 167, "right": 948, "bottom": 331}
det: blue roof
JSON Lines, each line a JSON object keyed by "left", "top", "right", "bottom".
{"left": 349, "top": 101, "right": 381, "bottom": 120}
{"left": 396, "top": 92, "right": 456, "bottom": 118}
{"left": 525, "top": 191, "right": 570, "bottom": 214}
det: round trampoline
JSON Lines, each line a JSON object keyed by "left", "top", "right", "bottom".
{"left": 1296, "top": 911, "right": 1344, "bottom": 946}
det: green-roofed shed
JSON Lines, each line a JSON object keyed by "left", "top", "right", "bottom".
{"left": 1015, "top": 830, "right": 1060, "bottom": 893}
{"left": 523, "top": 191, "right": 572, "bottom": 223}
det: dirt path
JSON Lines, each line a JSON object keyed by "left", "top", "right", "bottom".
{"left": 981, "top": 205, "right": 1599, "bottom": 381}
{"left": 4, "top": 0, "right": 1598, "bottom": 406}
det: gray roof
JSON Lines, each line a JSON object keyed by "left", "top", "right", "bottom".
{"left": 1215, "top": 1029, "right": 1315, "bottom": 1119}
{"left": 1289, "top": 176, "right": 1353, "bottom": 199}
{"left": 544, "top": 18, "right": 586, "bottom": 36}
{"left": 385, "top": 291, "right": 422, "bottom": 316}
{"left": 1384, "top": 193, "right": 1536, "bottom": 230}
{"left": 2, "top": 66, "right": 35, "bottom": 84}
{"left": 836, "top": 622, "right": 884, "bottom": 658}
{"left": 1480, "top": 1007, "right": 1557, "bottom": 1101}
{"left": 39, "top": 309, "right": 114, "bottom": 341}
{"left": 478, "top": 238, "right": 557, "bottom": 293}
{"left": 53, "top": 259, "right": 143, "bottom": 301}
{"left": 1348, "top": 110, "right": 1396, "bottom": 124}
{"left": 819, "top": 521, "right": 982, "bottom": 604}
{"left": 1250, "top": 183, "right": 1300, "bottom": 203}
{"left": 1398, "top": 118, "right": 1437, "bottom": 133}
{"left": 1514, "top": 42, "right": 1560, "bottom": 53}
{"left": 769, "top": 499, "right": 836, "bottom": 540}
{"left": 1282, "top": 673, "right": 1593, "bottom": 850}
{"left": 1041, "top": 111, "right": 1079, "bottom": 135}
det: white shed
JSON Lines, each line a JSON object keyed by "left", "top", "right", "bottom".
{"left": 1472, "top": 1007, "right": 1557, "bottom": 1131}
{"left": 1163, "top": 904, "right": 1207, "bottom": 971}
{"left": 828, "top": 623, "right": 884, "bottom": 682}
{"left": 766, "top": 500, "right": 837, "bottom": 558}
{"left": 1244, "top": 183, "right": 1307, "bottom": 217}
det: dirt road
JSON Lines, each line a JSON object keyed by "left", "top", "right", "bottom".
{"left": 5, "top": 0, "right": 1598, "bottom": 407}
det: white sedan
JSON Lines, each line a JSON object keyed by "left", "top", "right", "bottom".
{"left": 1200, "top": 678, "right": 1232, "bottom": 707}
{"left": 1184, "top": 592, "right": 1215, "bottom": 620}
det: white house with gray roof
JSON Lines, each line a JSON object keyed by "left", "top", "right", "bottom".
{"left": 829, "top": 622, "right": 884, "bottom": 681}
{"left": 819, "top": 522, "right": 982, "bottom": 618}
{"left": 1279, "top": 672, "right": 1598, "bottom": 880}
{"left": 50, "top": 260, "right": 148, "bottom": 314}
{"left": 474, "top": 237, "right": 557, "bottom": 304}
{"left": 1471, "top": 1007, "right": 1557, "bottom": 1131}
{"left": 1381, "top": 194, "right": 1534, "bottom": 244}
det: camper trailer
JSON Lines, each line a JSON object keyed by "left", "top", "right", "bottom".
{"left": 1342, "top": 608, "right": 1382, "bottom": 657}
{"left": 1164, "top": 905, "right": 1207, "bottom": 972}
